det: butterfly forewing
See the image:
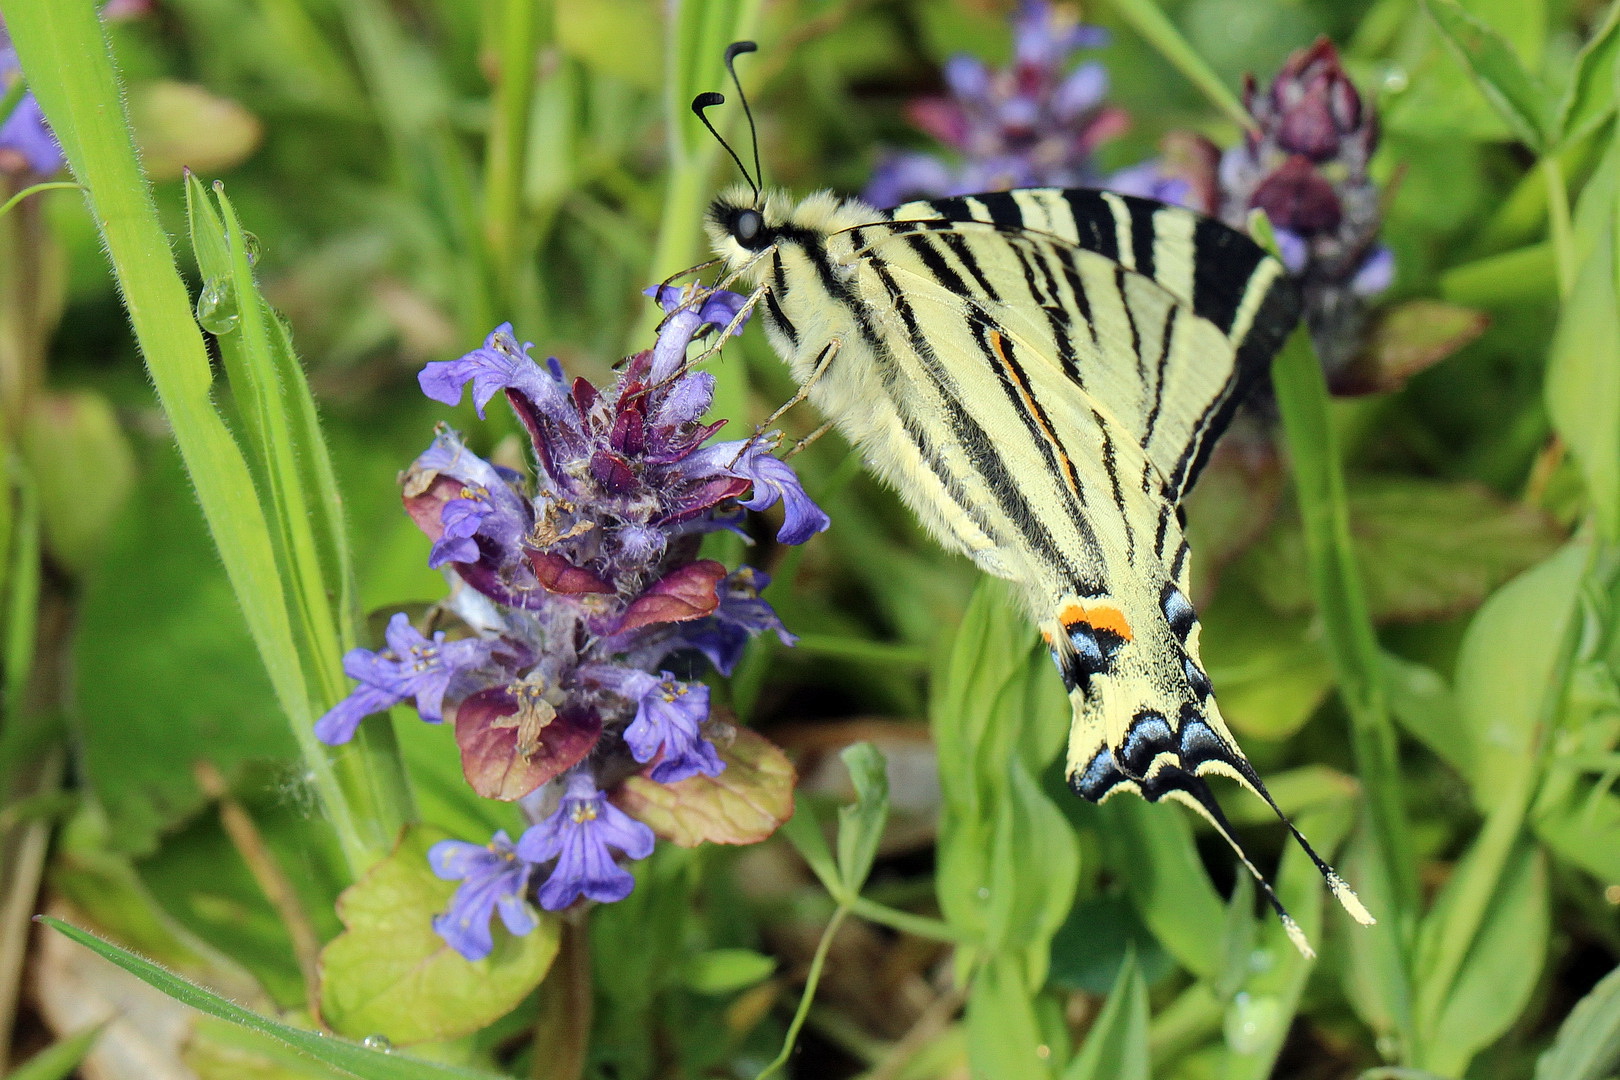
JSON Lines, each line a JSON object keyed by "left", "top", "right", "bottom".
{"left": 703, "top": 182, "right": 1371, "bottom": 951}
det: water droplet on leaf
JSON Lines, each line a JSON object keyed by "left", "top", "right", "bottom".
{"left": 1223, "top": 992, "right": 1283, "bottom": 1055}
{"left": 362, "top": 1034, "right": 392, "bottom": 1052}
{"left": 240, "top": 230, "right": 261, "bottom": 266}
{"left": 196, "top": 277, "right": 239, "bottom": 335}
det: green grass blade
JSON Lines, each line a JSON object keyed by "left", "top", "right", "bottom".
{"left": 1257, "top": 214, "right": 1417, "bottom": 1056}
{"left": 0, "top": 0, "right": 382, "bottom": 875}
{"left": 1422, "top": 0, "right": 1553, "bottom": 151}
{"left": 35, "top": 918, "right": 511, "bottom": 1080}
{"left": 1101, "top": 0, "right": 1250, "bottom": 129}
{"left": 3, "top": 1022, "right": 106, "bottom": 1080}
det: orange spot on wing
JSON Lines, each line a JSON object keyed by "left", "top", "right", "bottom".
{"left": 1059, "top": 602, "right": 1134, "bottom": 642}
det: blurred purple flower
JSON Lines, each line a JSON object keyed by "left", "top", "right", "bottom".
{"left": 0, "top": 23, "right": 63, "bottom": 178}
{"left": 429, "top": 831, "right": 538, "bottom": 961}
{"left": 1219, "top": 38, "right": 1390, "bottom": 373}
{"left": 866, "top": 0, "right": 1125, "bottom": 205}
{"left": 517, "top": 772, "right": 656, "bottom": 910}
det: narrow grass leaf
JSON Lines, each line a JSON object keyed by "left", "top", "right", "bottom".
{"left": 1422, "top": 0, "right": 1553, "bottom": 149}
{"left": 3, "top": 1023, "right": 106, "bottom": 1080}
{"left": 1553, "top": 0, "right": 1620, "bottom": 145}
{"left": 1062, "top": 950, "right": 1148, "bottom": 1080}
{"left": 1097, "top": 797, "right": 1223, "bottom": 980}
{"left": 1417, "top": 841, "right": 1550, "bottom": 1075}
{"left": 1101, "top": 0, "right": 1250, "bottom": 129}
{"left": 36, "top": 918, "right": 511, "bottom": 1080}
{"left": 0, "top": 0, "right": 383, "bottom": 875}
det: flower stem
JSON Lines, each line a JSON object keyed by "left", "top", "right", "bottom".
{"left": 755, "top": 904, "right": 849, "bottom": 1080}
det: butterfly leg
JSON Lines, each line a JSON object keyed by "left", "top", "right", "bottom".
{"left": 757, "top": 337, "right": 841, "bottom": 432}
{"left": 782, "top": 420, "right": 835, "bottom": 458}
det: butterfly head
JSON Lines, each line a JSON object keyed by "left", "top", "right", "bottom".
{"left": 706, "top": 185, "right": 882, "bottom": 276}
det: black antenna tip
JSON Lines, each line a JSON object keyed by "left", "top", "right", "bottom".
{"left": 725, "top": 41, "right": 757, "bottom": 63}
{"left": 692, "top": 91, "right": 726, "bottom": 116}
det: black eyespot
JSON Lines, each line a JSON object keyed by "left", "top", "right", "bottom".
{"left": 735, "top": 208, "right": 764, "bottom": 246}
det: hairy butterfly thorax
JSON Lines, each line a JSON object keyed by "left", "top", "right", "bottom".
{"left": 687, "top": 45, "right": 1374, "bottom": 955}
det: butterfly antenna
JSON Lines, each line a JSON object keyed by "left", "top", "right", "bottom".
{"left": 691, "top": 91, "right": 759, "bottom": 200}
{"left": 724, "top": 41, "right": 763, "bottom": 195}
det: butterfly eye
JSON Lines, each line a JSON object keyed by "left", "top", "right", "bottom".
{"left": 735, "top": 209, "right": 765, "bottom": 245}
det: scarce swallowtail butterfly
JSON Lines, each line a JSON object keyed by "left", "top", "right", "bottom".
{"left": 684, "top": 44, "right": 1374, "bottom": 955}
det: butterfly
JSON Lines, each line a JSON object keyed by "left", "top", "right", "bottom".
{"left": 686, "top": 48, "right": 1373, "bottom": 955}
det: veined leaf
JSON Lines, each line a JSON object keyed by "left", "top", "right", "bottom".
{"left": 1552, "top": 0, "right": 1620, "bottom": 146}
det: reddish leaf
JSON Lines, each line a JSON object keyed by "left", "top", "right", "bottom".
{"left": 455, "top": 688, "right": 601, "bottom": 800}
{"left": 527, "top": 550, "right": 614, "bottom": 595}
{"left": 615, "top": 560, "right": 727, "bottom": 633}
{"left": 1332, "top": 299, "right": 1490, "bottom": 396}
{"left": 611, "top": 727, "right": 796, "bottom": 847}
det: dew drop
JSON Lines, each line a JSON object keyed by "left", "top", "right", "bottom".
{"left": 1381, "top": 65, "right": 1409, "bottom": 94}
{"left": 362, "top": 1034, "right": 392, "bottom": 1052}
{"left": 976, "top": 886, "right": 991, "bottom": 900}
{"left": 196, "top": 277, "right": 240, "bottom": 335}
{"left": 1223, "top": 992, "right": 1283, "bottom": 1055}
{"left": 240, "top": 230, "right": 261, "bottom": 266}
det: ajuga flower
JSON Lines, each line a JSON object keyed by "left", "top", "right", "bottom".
{"left": 317, "top": 284, "right": 822, "bottom": 957}
{"left": 866, "top": 0, "right": 1124, "bottom": 205}
{"left": 1219, "top": 38, "right": 1392, "bottom": 373}
{"left": 428, "top": 832, "right": 537, "bottom": 962}
{"left": 0, "top": 20, "right": 63, "bottom": 178}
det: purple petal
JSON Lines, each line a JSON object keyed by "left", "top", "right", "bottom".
{"left": 313, "top": 683, "right": 399, "bottom": 745}
{"left": 418, "top": 323, "right": 571, "bottom": 423}
{"left": 1350, "top": 245, "right": 1396, "bottom": 296}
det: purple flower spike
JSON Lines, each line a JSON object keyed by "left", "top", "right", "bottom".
{"left": 865, "top": 0, "right": 1121, "bottom": 205}
{"left": 419, "top": 323, "right": 570, "bottom": 421}
{"left": 518, "top": 773, "right": 656, "bottom": 910}
{"left": 429, "top": 831, "right": 538, "bottom": 962}
{"left": 314, "top": 613, "right": 498, "bottom": 743}
{"left": 1220, "top": 37, "right": 1387, "bottom": 374}
{"left": 623, "top": 674, "right": 722, "bottom": 783}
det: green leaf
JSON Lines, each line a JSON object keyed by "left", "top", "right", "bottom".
{"left": 1535, "top": 960, "right": 1620, "bottom": 1080}
{"left": 965, "top": 954, "right": 1056, "bottom": 1080}
{"left": 679, "top": 948, "right": 776, "bottom": 996}
{"left": 984, "top": 756, "right": 1080, "bottom": 989}
{"left": 1062, "top": 951, "right": 1149, "bottom": 1080}
{"left": 610, "top": 727, "right": 795, "bottom": 848}
{"left": 1199, "top": 577, "right": 1333, "bottom": 740}
{"left": 1553, "top": 0, "right": 1620, "bottom": 146}
{"left": 835, "top": 741, "right": 890, "bottom": 895}
{"left": 1097, "top": 797, "right": 1224, "bottom": 981}
{"left": 1101, "top": 0, "right": 1251, "bottom": 129}
{"left": 1416, "top": 840, "right": 1550, "bottom": 1074}
{"left": 3, "top": 1023, "right": 106, "bottom": 1080}
{"left": 1548, "top": 134, "right": 1620, "bottom": 539}
{"left": 319, "top": 825, "right": 558, "bottom": 1045}
{"left": 36, "top": 917, "right": 511, "bottom": 1080}
{"left": 1453, "top": 544, "right": 1588, "bottom": 798}
{"left": 1247, "top": 478, "right": 1562, "bottom": 624}
{"left": 17, "top": 390, "right": 135, "bottom": 575}
{"left": 1331, "top": 300, "right": 1491, "bottom": 396}
{"left": 1423, "top": 0, "right": 1554, "bottom": 149}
